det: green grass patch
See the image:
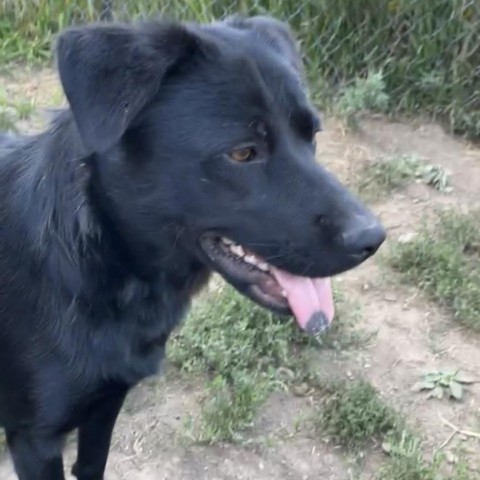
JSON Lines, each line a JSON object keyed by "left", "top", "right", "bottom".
{"left": 378, "top": 431, "right": 472, "bottom": 480}
{"left": 192, "top": 372, "right": 270, "bottom": 444}
{"left": 388, "top": 210, "right": 480, "bottom": 330}
{"left": 169, "top": 282, "right": 308, "bottom": 442}
{"left": 412, "top": 369, "right": 475, "bottom": 401}
{"left": 314, "top": 379, "right": 474, "bottom": 476}
{"left": 169, "top": 279, "right": 362, "bottom": 443}
{"left": 15, "top": 98, "right": 36, "bottom": 120}
{"left": 0, "top": 109, "right": 17, "bottom": 132}
{"left": 316, "top": 380, "right": 399, "bottom": 449}
{"left": 169, "top": 282, "right": 311, "bottom": 377}
{"left": 356, "top": 154, "right": 451, "bottom": 201}
{"left": 0, "top": 86, "right": 36, "bottom": 131}
{"left": 335, "top": 71, "right": 389, "bottom": 130}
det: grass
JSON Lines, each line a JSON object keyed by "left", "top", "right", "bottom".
{"left": 0, "top": 110, "right": 17, "bottom": 132}
{"left": 316, "top": 380, "right": 399, "bottom": 449}
{"left": 335, "top": 71, "right": 389, "bottom": 130}
{"left": 168, "top": 278, "right": 362, "bottom": 443}
{"left": 191, "top": 372, "right": 270, "bottom": 443}
{"left": 169, "top": 280, "right": 311, "bottom": 378}
{"left": 1, "top": 0, "right": 479, "bottom": 139}
{"left": 356, "top": 153, "right": 451, "bottom": 201}
{"left": 412, "top": 369, "right": 475, "bottom": 401}
{"left": 378, "top": 431, "right": 472, "bottom": 480}
{"left": 388, "top": 209, "right": 480, "bottom": 330}
{"left": 0, "top": 86, "right": 35, "bottom": 131}
{"left": 313, "top": 378, "right": 474, "bottom": 478}
{"left": 15, "top": 98, "right": 35, "bottom": 120}
{"left": 169, "top": 281, "right": 305, "bottom": 442}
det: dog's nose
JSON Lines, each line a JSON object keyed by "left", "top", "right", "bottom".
{"left": 341, "top": 220, "right": 386, "bottom": 260}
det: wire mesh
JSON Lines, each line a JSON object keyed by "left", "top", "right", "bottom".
{"left": 1, "top": 0, "right": 479, "bottom": 137}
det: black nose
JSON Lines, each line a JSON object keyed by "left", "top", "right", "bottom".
{"left": 341, "top": 221, "right": 386, "bottom": 260}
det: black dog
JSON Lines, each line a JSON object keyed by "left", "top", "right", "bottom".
{"left": 0, "top": 15, "right": 385, "bottom": 480}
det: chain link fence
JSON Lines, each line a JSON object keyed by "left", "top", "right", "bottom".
{"left": 1, "top": 0, "right": 479, "bottom": 138}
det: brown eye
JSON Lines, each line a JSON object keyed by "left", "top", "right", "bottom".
{"left": 230, "top": 147, "right": 256, "bottom": 163}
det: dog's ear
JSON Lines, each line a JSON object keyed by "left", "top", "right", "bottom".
{"left": 56, "top": 22, "right": 201, "bottom": 152}
{"left": 225, "top": 15, "right": 304, "bottom": 76}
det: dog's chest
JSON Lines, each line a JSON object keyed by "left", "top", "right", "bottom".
{"left": 72, "top": 277, "right": 191, "bottom": 385}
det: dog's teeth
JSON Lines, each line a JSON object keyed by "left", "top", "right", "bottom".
{"left": 222, "top": 237, "right": 233, "bottom": 245}
{"left": 230, "top": 245, "right": 245, "bottom": 257}
{"left": 281, "top": 290, "right": 287, "bottom": 298}
{"left": 257, "top": 262, "right": 269, "bottom": 272}
{"left": 244, "top": 255, "right": 257, "bottom": 265}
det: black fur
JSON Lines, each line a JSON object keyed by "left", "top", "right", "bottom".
{"left": 0, "top": 16, "right": 385, "bottom": 480}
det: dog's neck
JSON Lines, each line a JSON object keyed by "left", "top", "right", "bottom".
{"left": 23, "top": 110, "right": 210, "bottom": 305}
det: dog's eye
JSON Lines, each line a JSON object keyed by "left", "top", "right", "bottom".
{"left": 230, "top": 147, "right": 257, "bottom": 163}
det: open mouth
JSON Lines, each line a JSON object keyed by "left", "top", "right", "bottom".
{"left": 199, "top": 233, "right": 335, "bottom": 335}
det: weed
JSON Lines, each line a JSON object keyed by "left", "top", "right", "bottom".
{"left": 169, "top": 279, "right": 362, "bottom": 443}
{"left": 356, "top": 154, "right": 451, "bottom": 201}
{"left": 378, "top": 431, "right": 472, "bottom": 480}
{"left": 195, "top": 373, "right": 269, "bottom": 443}
{"left": 169, "top": 279, "right": 362, "bottom": 378}
{"left": 316, "top": 380, "right": 399, "bottom": 448}
{"left": 0, "top": 86, "right": 35, "bottom": 130}
{"left": 169, "top": 282, "right": 307, "bottom": 442}
{"left": 388, "top": 210, "right": 480, "bottom": 330}
{"left": 0, "top": 108, "right": 17, "bottom": 132}
{"left": 15, "top": 99, "right": 35, "bottom": 120}
{"left": 0, "top": 87, "right": 17, "bottom": 131}
{"left": 422, "top": 164, "right": 451, "bottom": 193}
{"left": 379, "top": 431, "right": 442, "bottom": 480}
{"left": 412, "top": 369, "right": 476, "bottom": 401}
{"left": 169, "top": 281, "right": 310, "bottom": 378}
{"left": 336, "top": 71, "right": 389, "bottom": 129}
{"left": 356, "top": 154, "right": 421, "bottom": 200}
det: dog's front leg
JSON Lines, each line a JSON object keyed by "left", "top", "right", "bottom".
{"left": 6, "top": 430, "right": 65, "bottom": 480}
{"left": 72, "top": 386, "right": 128, "bottom": 480}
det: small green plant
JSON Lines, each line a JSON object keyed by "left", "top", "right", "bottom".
{"left": 195, "top": 373, "right": 269, "bottom": 443}
{"left": 378, "top": 430, "right": 472, "bottom": 480}
{"left": 0, "top": 108, "right": 17, "bottom": 132}
{"left": 336, "top": 71, "right": 389, "bottom": 129}
{"left": 317, "top": 380, "right": 399, "bottom": 448}
{"left": 169, "top": 282, "right": 310, "bottom": 442}
{"left": 170, "top": 279, "right": 361, "bottom": 443}
{"left": 169, "top": 281, "right": 311, "bottom": 377}
{"left": 356, "top": 154, "right": 451, "bottom": 200}
{"left": 0, "top": 87, "right": 16, "bottom": 131}
{"left": 357, "top": 154, "right": 420, "bottom": 199}
{"left": 388, "top": 210, "right": 480, "bottom": 330}
{"left": 412, "top": 369, "right": 476, "bottom": 401}
{"left": 15, "top": 99, "right": 36, "bottom": 120}
{"left": 379, "top": 431, "right": 443, "bottom": 480}
{"left": 422, "top": 164, "right": 451, "bottom": 193}
{"left": 0, "top": 87, "right": 35, "bottom": 130}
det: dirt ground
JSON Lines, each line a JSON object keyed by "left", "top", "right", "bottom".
{"left": 1, "top": 69, "right": 479, "bottom": 479}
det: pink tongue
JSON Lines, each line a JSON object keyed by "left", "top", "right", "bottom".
{"left": 271, "top": 268, "right": 334, "bottom": 331}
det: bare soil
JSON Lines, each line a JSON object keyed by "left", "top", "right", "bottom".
{"left": 1, "top": 69, "right": 479, "bottom": 479}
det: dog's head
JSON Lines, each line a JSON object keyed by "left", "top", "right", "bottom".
{"left": 56, "top": 16, "right": 385, "bottom": 334}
